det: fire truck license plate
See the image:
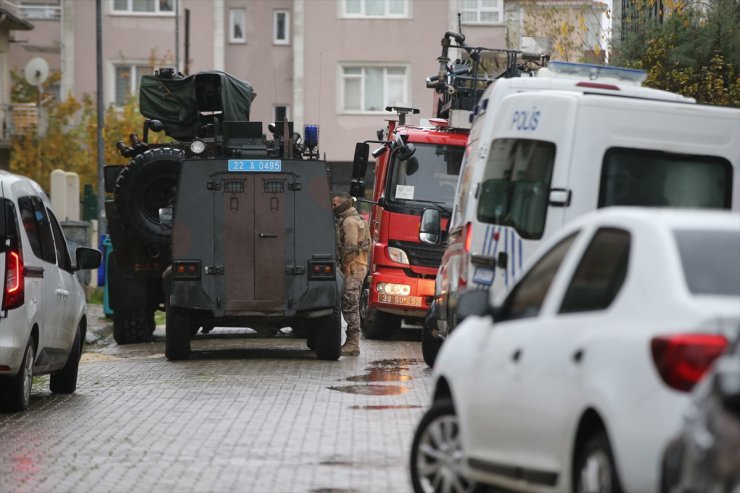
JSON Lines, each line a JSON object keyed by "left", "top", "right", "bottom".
{"left": 378, "top": 294, "right": 422, "bottom": 307}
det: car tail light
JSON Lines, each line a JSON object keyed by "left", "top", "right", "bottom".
{"left": 651, "top": 333, "right": 728, "bottom": 392}
{"left": 3, "top": 249, "right": 25, "bottom": 310}
{"left": 464, "top": 222, "right": 472, "bottom": 254}
{"left": 308, "top": 261, "right": 335, "bottom": 280}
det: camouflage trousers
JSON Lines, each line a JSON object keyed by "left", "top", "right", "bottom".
{"left": 342, "top": 270, "right": 365, "bottom": 336}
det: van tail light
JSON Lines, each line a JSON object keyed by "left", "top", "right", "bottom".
{"left": 651, "top": 334, "right": 728, "bottom": 392}
{"left": 464, "top": 222, "right": 473, "bottom": 254}
{"left": 3, "top": 249, "right": 25, "bottom": 310}
{"left": 576, "top": 81, "right": 620, "bottom": 91}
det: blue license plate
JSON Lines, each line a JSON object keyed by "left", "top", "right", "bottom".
{"left": 228, "top": 159, "right": 282, "bottom": 172}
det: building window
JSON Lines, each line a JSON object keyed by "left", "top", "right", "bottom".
{"left": 230, "top": 8, "right": 246, "bottom": 43}
{"left": 114, "top": 64, "right": 154, "bottom": 106}
{"left": 274, "top": 105, "right": 289, "bottom": 123}
{"left": 273, "top": 10, "right": 290, "bottom": 45}
{"left": 112, "top": 0, "right": 174, "bottom": 14}
{"left": 342, "top": 0, "right": 408, "bottom": 18}
{"left": 18, "top": 2, "right": 61, "bottom": 20}
{"left": 340, "top": 65, "right": 407, "bottom": 113}
{"left": 461, "top": 0, "right": 502, "bottom": 24}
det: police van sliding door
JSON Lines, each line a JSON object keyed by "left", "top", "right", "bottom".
{"left": 215, "top": 173, "right": 294, "bottom": 311}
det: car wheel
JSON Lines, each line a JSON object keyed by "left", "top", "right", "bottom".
{"left": 1, "top": 338, "right": 35, "bottom": 412}
{"left": 113, "top": 310, "right": 156, "bottom": 344}
{"left": 50, "top": 324, "right": 83, "bottom": 394}
{"left": 574, "top": 431, "right": 623, "bottom": 493}
{"left": 165, "top": 305, "right": 192, "bottom": 361}
{"left": 410, "top": 398, "right": 479, "bottom": 493}
{"left": 360, "top": 284, "right": 401, "bottom": 340}
{"left": 313, "top": 301, "right": 341, "bottom": 361}
{"left": 421, "top": 313, "right": 443, "bottom": 368}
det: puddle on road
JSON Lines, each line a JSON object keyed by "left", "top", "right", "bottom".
{"left": 350, "top": 404, "right": 421, "bottom": 410}
{"left": 368, "top": 358, "right": 419, "bottom": 368}
{"left": 319, "top": 459, "right": 354, "bottom": 466}
{"left": 345, "top": 369, "right": 411, "bottom": 383}
{"left": 327, "top": 384, "right": 408, "bottom": 396}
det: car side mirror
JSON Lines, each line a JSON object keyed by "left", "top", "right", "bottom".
{"left": 716, "top": 356, "right": 740, "bottom": 414}
{"left": 74, "top": 247, "right": 102, "bottom": 271}
{"left": 419, "top": 208, "right": 441, "bottom": 245}
{"left": 159, "top": 207, "right": 173, "bottom": 229}
{"left": 455, "top": 289, "right": 493, "bottom": 322}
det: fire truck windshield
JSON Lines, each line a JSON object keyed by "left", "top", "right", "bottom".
{"left": 387, "top": 143, "right": 464, "bottom": 210}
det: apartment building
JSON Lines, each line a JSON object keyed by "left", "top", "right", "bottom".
{"left": 7, "top": 0, "right": 605, "bottom": 167}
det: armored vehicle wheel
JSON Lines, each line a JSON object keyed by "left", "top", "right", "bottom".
{"left": 360, "top": 285, "right": 401, "bottom": 340}
{"left": 114, "top": 147, "right": 183, "bottom": 246}
{"left": 165, "top": 306, "right": 193, "bottom": 361}
{"left": 113, "top": 310, "right": 156, "bottom": 344}
{"left": 313, "top": 302, "right": 341, "bottom": 361}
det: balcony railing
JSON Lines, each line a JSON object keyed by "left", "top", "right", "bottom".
{"left": 6, "top": 2, "right": 61, "bottom": 20}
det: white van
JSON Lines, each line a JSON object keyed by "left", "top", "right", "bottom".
{"left": 0, "top": 171, "right": 101, "bottom": 411}
{"left": 421, "top": 63, "right": 740, "bottom": 366}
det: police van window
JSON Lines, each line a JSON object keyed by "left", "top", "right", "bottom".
{"left": 387, "top": 144, "right": 464, "bottom": 210}
{"left": 599, "top": 148, "right": 732, "bottom": 209}
{"left": 477, "top": 138, "right": 556, "bottom": 239}
{"left": 48, "top": 209, "right": 72, "bottom": 271}
{"left": 559, "top": 228, "right": 630, "bottom": 314}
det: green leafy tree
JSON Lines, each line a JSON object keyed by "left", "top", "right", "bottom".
{"left": 611, "top": 0, "right": 739, "bottom": 106}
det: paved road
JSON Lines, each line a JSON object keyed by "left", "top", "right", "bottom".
{"left": 0, "top": 304, "right": 432, "bottom": 493}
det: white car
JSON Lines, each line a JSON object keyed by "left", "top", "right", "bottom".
{"left": 410, "top": 207, "right": 740, "bottom": 493}
{"left": 0, "top": 171, "right": 101, "bottom": 412}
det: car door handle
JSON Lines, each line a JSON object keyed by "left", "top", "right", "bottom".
{"left": 572, "top": 349, "right": 584, "bottom": 363}
{"left": 259, "top": 233, "right": 278, "bottom": 238}
{"left": 511, "top": 348, "right": 522, "bottom": 362}
{"left": 56, "top": 289, "right": 69, "bottom": 296}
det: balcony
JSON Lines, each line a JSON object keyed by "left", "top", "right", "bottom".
{"left": 0, "top": 103, "right": 45, "bottom": 146}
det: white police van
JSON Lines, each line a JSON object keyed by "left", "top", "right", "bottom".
{"left": 420, "top": 62, "right": 740, "bottom": 366}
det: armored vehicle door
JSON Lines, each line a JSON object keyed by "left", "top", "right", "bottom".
{"left": 211, "top": 170, "right": 295, "bottom": 311}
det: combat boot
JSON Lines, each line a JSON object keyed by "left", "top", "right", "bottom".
{"left": 342, "top": 331, "right": 360, "bottom": 356}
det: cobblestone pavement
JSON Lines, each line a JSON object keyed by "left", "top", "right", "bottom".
{"left": 0, "top": 304, "right": 432, "bottom": 493}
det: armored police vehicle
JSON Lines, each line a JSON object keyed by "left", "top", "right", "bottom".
{"left": 106, "top": 69, "right": 341, "bottom": 361}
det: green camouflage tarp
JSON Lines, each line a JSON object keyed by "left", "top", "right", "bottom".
{"left": 139, "top": 70, "right": 256, "bottom": 140}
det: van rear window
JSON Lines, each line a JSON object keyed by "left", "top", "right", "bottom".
{"left": 477, "top": 138, "right": 556, "bottom": 239}
{"left": 599, "top": 148, "right": 732, "bottom": 209}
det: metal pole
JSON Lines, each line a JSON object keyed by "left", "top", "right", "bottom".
{"left": 175, "top": 0, "right": 180, "bottom": 72}
{"left": 184, "top": 8, "right": 190, "bottom": 74}
{"left": 96, "top": 0, "right": 106, "bottom": 236}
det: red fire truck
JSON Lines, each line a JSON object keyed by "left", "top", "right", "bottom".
{"left": 349, "top": 32, "right": 530, "bottom": 339}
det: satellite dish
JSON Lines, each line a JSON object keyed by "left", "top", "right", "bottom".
{"left": 24, "top": 57, "right": 49, "bottom": 87}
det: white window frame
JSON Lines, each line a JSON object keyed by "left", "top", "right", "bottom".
{"left": 340, "top": 0, "right": 409, "bottom": 19}
{"left": 229, "top": 8, "right": 246, "bottom": 44}
{"left": 273, "top": 10, "right": 290, "bottom": 45}
{"left": 461, "top": 0, "right": 503, "bottom": 24}
{"left": 339, "top": 64, "right": 409, "bottom": 114}
{"left": 112, "top": 62, "right": 153, "bottom": 107}
{"left": 110, "top": 0, "right": 175, "bottom": 16}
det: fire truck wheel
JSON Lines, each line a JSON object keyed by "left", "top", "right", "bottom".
{"left": 113, "top": 147, "right": 183, "bottom": 246}
{"left": 165, "top": 306, "right": 192, "bottom": 361}
{"left": 113, "top": 310, "right": 155, "bottom": 344}
{"left": 421, "top": 314, "right": 442, "bottom": 368}
{"left": 313, "top": 301, "right": 341, "bottom": 361}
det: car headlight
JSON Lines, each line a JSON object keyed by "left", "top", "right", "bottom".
{"left": 387, "top": 246, "right": 409, "bottom": 264}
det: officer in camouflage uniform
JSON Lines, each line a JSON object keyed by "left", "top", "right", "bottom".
{"left": 332, "top": 193, "right": 370, "bottom": 356}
